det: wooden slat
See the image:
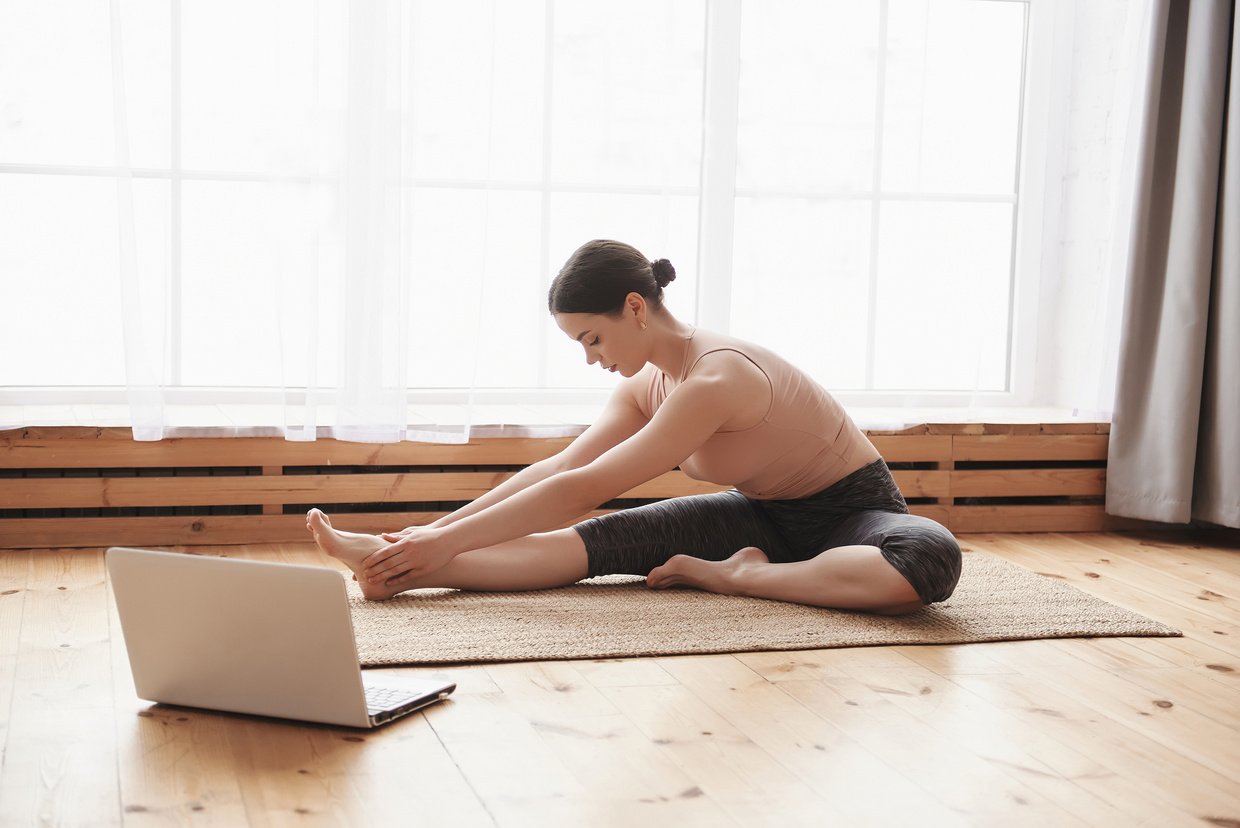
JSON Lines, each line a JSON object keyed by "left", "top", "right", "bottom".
{"left": 0, "top": 472, "right": 511, "bottom": 509}
{"left": 627, "top": 472, "right": 729, "bottom": 499}
{"left": 650, "top": 655, "right": 964, "bottom": 825}
{"left": 260, "top": 466, "right": 282, "bottom": 516}
{"left": 0, "top": 431, "right": 574, "bottom": 469}
{"left": 871, "top": 434, "right": 953, "bottom": 465}
{"left": 907, "top": 504, "right": 951, "bottom": 524}
{"left": 953, "top": 434, "right": 1109, "bottom": 462}
{"left": 948, "top": 669, "right": 1240, "bottom": 822}
{"left": 8, "top": 507, "right": 972, "bottom": 551}
{"left": 952, "top": 505, "right": 1110, "bottom": 533}
{"left": 662, "top": 655, "right": 1071, "bottom": 824}
{"left": 0, "top": 549, "right": 30, "bottom": 794}
{"left": 865, "top": 658, "right": 1167, "bottom": 825}
{"left": 474, "top": 662, "right": 736, "bottom": 824}
{"left": 0, "top": 510, "right": 621, "bottom": 549}
{"left": 890, "top": 470, "right": 951, "bottom": 499}
{"left": 0, "top": 551, "right": 120, "bottom": 824}
{"left": 952, "top": 468, "right": 1106, "bottom": 498}
{"left": 0, "top": 470, "right": 722, "bottom": 509}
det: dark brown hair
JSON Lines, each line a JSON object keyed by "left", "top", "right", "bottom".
{"left": 548, "top": 240, "right": 676, "bottom": 315}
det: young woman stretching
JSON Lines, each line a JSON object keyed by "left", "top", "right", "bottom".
{"left": 307, "top": 240, "right": 961, "bottom": 615}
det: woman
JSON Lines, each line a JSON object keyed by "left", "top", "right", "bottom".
{"left": 307, "top": 240, "right": 961, "bottom": 614}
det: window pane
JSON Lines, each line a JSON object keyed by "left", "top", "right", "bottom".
{"left": 1, "top": 2, "right": 107, "bottom": 167}
{"left": 736, "top": 2, "right": 880, "bottom": 193}
{"left": 872, "top": 201, "right": 1012, "bottom": 391}
{"left": 181, "top": 0, "right": 317, "bottom": 174}
{"left": 410, "top": 0, "right": 546, "bottom": 184}
{"left": 882, "top": 0, "right": 1026, "bottom": 194}
{"left": 0, "top": 175, "right": 170, "bottom": 386}
{"left": 405, "top": 189, "right": 543, "bottom": 389}
{"left": 546, "top": 193, "right": 700, "bottom": 388}
{"left": 730, "top": 198, "right": 871, "bottom": 390}
{"left": 551, "top": 1, "right": 706, "bottom": 189}
{"left": 180, "top": 180, "right": 287, "bottom": 385}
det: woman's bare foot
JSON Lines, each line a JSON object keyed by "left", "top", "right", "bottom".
{"left": 306, "top": 508, "right": 406, "bottom": 600}
{"left": 646, "top": 546, "right": 770, "bottom": 596}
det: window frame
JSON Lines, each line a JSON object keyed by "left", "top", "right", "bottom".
{"left": 0, "top": 0, "right": 1056, "bottom": 412}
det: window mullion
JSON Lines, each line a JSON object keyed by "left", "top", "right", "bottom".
{"left": 536, "top": 0, "right": 555, "bottom": 388}
{"left": 865, "top": 0, "right": 890, "bottom": 392}
{"left": 695, "top": 0, "right": 742, "bottom": 332}
{"left": 170, "top": 0, "right": 183, "bottom": 386}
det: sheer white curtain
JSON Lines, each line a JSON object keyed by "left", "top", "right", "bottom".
{"left": 1033, "top": 0, "right": 1153, "bottom": 420}
{"left": 4, "top": 0, "right": 1156, "bottom": 437}
{"left": 108, "top": 0, "right": 506, "bottom": 442}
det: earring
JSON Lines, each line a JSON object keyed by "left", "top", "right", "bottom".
{"left": 639, "top": 321, "right": 647, "bottom": 330}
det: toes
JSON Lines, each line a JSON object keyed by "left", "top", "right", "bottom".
{"left": 307, "top": 508, "right": 333, "bottom": 530}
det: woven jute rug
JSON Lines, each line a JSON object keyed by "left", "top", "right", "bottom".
{"left": 348, "top": 550, "right": 1181, "bottom": 665}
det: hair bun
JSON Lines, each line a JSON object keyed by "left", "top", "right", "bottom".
{"left": 650, "top": 258, "right": 676, "bottom": 289}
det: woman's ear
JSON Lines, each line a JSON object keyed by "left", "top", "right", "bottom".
{"left": 625, "top": 292, "right": 646, "bottom": 324}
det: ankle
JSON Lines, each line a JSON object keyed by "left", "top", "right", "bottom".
{"left": 726, "top": 557, "right": 765, "bottom": 598}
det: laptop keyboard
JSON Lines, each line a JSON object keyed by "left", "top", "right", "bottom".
{"left": 364, "top": 685, "right": 427, "bottom": 716}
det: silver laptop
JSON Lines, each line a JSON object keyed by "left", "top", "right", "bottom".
{"left": 106, "top": 547, "right": 455, "bottom": 728}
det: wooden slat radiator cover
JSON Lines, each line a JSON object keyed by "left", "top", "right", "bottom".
{"left": 0, "top": 424, "right": 1124, "bottom": 549}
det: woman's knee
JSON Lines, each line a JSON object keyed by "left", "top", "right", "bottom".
{"left": 873, "top": 517, "right": 962, "bottom": 605}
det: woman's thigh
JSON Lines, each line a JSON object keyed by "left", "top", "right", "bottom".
{"left": 573, "top": 490, "right": 790, "bottom": 577}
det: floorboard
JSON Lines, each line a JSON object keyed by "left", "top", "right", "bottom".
{"left": 1, "top": 532, "right": 1238, "bottom": 827}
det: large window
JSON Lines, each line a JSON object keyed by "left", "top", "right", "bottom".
{"left": 726, "top": 1, "right": 1028, "bottom": 397}
{"left": 0, "top": 0, "right": 1037, "bottom": 405}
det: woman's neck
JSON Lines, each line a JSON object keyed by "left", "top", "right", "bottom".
{"left": 646, "top": 315, "right": 698, "bottom": 379}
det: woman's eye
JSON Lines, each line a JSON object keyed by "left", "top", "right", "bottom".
{"left": 590, "top": 337, "right": 600, "bottom": 346}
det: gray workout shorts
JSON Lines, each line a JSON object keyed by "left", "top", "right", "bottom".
{"left": 572, "top": 458, "right": 962, "bottom": 605}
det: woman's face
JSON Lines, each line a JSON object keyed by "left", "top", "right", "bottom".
{"left": 554, "top": 311, "right": 644, "bottom": 378}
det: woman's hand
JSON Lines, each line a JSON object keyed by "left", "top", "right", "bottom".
{"left": 361, "top": 527, "right": 457, "bottom": 586}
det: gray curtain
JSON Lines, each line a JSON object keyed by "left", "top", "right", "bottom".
{"left": 1107, "top": 0, "right": 1238, "bottom": 528}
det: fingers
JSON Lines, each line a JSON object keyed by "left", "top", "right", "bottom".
{"left": 363, "top": 534, "right": 415, "bottom": 564}
{"left": 363, "top": 541, "right": 414, "bottom": 583}
{"left": 364, "top": 534, "right": 414, "bottom": 581}
{"left": 362, "top": 542, "right": 400, "bottom": 570}
{"left": 384, "top": 569, "right": 417, "bottom": 587}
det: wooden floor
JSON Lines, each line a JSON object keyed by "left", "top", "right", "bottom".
{"left": 1, "top": 532, "right": 1238, "bottom": 827}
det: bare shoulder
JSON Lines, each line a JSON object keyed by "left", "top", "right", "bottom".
{"left": 680, "top": 349, "right": 771, "bottom": 429}
{"left": 689, "top": 348, "right": 769, "bottom": 390}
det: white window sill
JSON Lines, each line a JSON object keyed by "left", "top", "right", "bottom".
{"left": 0, "top": 403, "right": 1107, "bottom": 439}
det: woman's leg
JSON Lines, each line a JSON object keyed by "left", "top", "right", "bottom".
{"left": 647, "top": 509, "right": 962, "bottom": 615}
{"left": 647, "top": 544, "right": 924, "bottom": 615}
{"left": 573, "top": 489, "right": 790, "bottom": 577}
{"left": 306, "top": 509, "right": 587, "bottom": 600}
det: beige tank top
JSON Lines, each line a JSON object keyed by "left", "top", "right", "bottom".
{"left": 637, "top": 328, "right": 880, "bottom": 500}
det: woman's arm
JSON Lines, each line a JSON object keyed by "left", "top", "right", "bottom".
{"left": 361, "top": 370, "right": 742, "bottom": 584}
{"left": 417, "top": 383, "right": 650, "bottom": 531}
